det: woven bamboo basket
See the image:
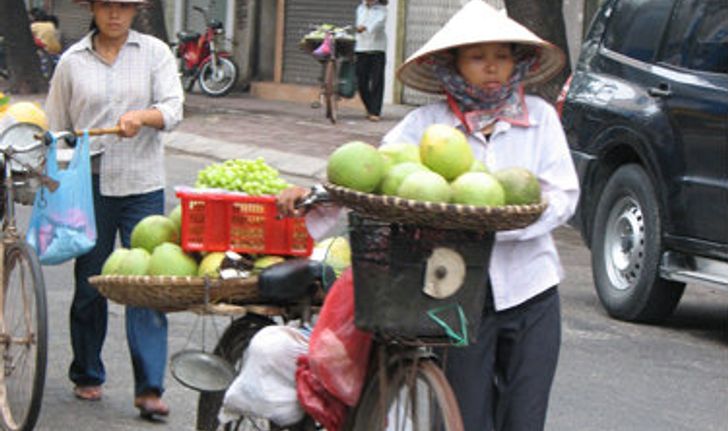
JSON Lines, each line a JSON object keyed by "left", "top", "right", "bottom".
{"left": 324, "top": 183, "right": 547, "bottom": 232}
{"left": 88, "top": 275, "right": 260, "bottom": 313}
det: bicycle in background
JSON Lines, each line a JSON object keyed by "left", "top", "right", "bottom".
{"left": 301, "top": 25, "right": 357, "bottom": 124}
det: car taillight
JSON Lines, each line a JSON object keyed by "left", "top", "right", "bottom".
{"left": 556, "top": 74, "right": 572, "bottom": 119}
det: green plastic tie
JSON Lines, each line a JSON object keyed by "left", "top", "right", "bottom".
{"left": 427, "top": 304, "right": 469, "bottom": 347}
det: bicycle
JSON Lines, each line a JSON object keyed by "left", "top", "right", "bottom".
{"left": 302, "top": 26, "right": 356, "bottom": 124}
{"left": 195, "top": 185, "right": 482, "bottom": 431}
{"left": 0, "top": 124, "right": 118, "bottom": 430}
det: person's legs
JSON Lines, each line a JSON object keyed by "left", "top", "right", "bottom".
{"left": 493, "top": 289, "right": 561, "bottom": 431}
{"left": 355, "top": 52, "right": 374, "bottom": 115}
{"left": 442, "top": 308, "right": 498, "bottom": 430}
{"left": 368, "top": 51, "right": 386, "bottom": 117}
{"left": 69, "top": 175, "right": 117, "bottom": 394}
{"left": 117, "top": 190, "right": 168, "bottom": 400}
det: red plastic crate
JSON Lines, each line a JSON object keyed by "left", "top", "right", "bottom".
{"left": 176, "top": 189, "right": 313, "bottom": 256}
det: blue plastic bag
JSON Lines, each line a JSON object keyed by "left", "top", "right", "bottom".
{"left": 26, "top": 132, "right": 96, "bottom": 265}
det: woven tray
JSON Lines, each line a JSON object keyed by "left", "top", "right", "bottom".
{"left": 324, "top": 183, "right": 547, "bottom": 232}
{"left": 88, "top": 275, "right": 260, "bottom": 313}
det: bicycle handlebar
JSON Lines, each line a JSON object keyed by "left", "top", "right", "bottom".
{"left": 34, "top": 126, "right": 121, "bottom": 148}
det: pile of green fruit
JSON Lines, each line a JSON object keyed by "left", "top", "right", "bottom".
{"left": 301, "top": 23, "right": 354, "bottom": 44}
{"left": 326, "top": 124, "right": 541, "bottom": 207}
{"left": 195, "top": 157, "right": 290, "bottom": 196}
{"left": 101, "top": 206, "right": 293, "bottom": 278}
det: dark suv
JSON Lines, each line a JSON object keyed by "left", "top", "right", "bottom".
{"left": 559, "top": 0, "right": 728, "bottom": 322}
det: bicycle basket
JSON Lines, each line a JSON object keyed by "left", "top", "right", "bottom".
{"left": 348, "top": 212, "right": 494, "bottom": 346}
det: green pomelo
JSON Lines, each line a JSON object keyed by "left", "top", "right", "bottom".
{"left": 470, "top": 159, "right": 489, "bottom": 173}
{"left": 379, "top": 162, "right": 428, "bottom": 196}
{"left": 493, "top": 167, "right": 541, "bottom": 205}
{"left": 313, "top": 236, "right": 351, "bottom": 275}
{"left": 253, "top": 255, "right": 286, "bottom": 272}
{"left": 101, "top": 248, "right": 130, "bottom": 275}
{"left": 397, "top": 170, "right": 451, "bottom": 203}
{"left": 327, "top": 141, "right": 385, "bottom": 193}
{"left": 116, "top": 248, "right": 151, "bottom": 276}
{"left": 419, "top": 124, "right": 474, "bottom": 181}
{"left": 148, "top": 243, "right": 198, "bottom": 276}
{"left": 378, "top": 142, "right": 421, "bottom": 170}
{"left": 169, "top": 204, "right": 182, "bottom": 230}
{"left": 197, "top": 251, "right": 226, "bottom": 277}
{"left": 130, "top": 215, "right": 179, "bottom": 253}
{"left": 451, "top": 172, "right": 506, "bottom": 206}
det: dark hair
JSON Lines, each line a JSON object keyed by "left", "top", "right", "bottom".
{"left": 29, "top": 7, "right": 49, "bottom": 22}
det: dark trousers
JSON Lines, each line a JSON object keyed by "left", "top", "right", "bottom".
{"left": 355, "top": 51, "right": 385, "bottom": 116}
{"left": 442, "top": 286, "right": 561, "bottom": 431}
{"left": 70, "top": 175, "right": 168, "bottom": 397}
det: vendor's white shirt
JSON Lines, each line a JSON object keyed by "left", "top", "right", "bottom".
{"left": 381, "top": 96, "right": 580, "bottom": 310}
{"left": 355, "top": 3, "right": 387, "bottom": 53}
{"left": 45, "top": 30, "right": 184, "bottom": 197}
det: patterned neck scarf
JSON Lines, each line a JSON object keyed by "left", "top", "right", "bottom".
{"left": 432, "top": 51, "right": 534, "bottom": 134}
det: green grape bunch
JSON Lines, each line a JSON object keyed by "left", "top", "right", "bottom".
{"left": 195, "top": 157, "right": 291, "bottom": 196}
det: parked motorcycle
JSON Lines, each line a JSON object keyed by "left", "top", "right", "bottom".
{"left": 174, "top": 6, "right": 239, "bottom": 97}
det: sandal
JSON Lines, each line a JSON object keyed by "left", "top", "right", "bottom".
{"left": 74, "top": 385, "right": 102, "bottom": 401}
{"left": 134, "top": 394, "right": 169, "bottom": 420}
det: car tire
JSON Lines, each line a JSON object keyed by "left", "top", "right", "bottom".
{"left": 591, "top": 164, "right": 685, "bottom": 323}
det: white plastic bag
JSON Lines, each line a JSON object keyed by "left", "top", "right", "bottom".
{"left": 219, "top": 325, "right": 310, "bottom": 427}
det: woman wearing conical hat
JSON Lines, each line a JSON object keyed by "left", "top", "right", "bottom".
{"left": 384, "top": 1, "right": 579, "bottom": 429}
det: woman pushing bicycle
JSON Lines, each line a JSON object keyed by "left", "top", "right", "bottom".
{"left": 278, "top": 2, "right": 579, "bottom": 430}
{"left": 44, "top": 0, "right": 183, "bottom": 420}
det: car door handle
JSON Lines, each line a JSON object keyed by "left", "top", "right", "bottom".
{"left": 648, "top": 84, "right": 672, "bottom": 98}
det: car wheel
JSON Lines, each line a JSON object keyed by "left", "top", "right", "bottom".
{"left": 591, "top": 164, "right": 685, "bottom": 323}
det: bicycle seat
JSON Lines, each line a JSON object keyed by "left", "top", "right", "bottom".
{"left": 258, "top": 259, "right": 336, "bottom": 303}
{"left": 177, "top": 31, "right": 200, "bottom": 42}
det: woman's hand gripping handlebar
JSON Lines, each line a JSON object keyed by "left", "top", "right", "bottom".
{"left": 276, "top": 184, "right": 330, "bottom": 218}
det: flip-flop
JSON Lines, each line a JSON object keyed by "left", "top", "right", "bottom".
{"left": 73, "top": 385, "right": 102, "bottom": 401}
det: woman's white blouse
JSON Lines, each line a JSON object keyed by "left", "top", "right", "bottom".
{"left": 381, "top": 96, "right": 580, "bottom": 311}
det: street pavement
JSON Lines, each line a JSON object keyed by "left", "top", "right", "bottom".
{"left": 171, "top": 93, "right": 414, "bottom": 185}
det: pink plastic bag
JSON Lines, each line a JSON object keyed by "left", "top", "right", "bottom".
{"left": 308, "top": 268, "right": 372, "bottom": 407}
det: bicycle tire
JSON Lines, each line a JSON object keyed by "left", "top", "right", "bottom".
{"left": 0, "top": 240, "right": 48, "bottom": 431}
{"left": 323, "top": 60, "right": 337, "bottom": 124}
{"left": 350, "top": 358, "right": 463, "bottom": 431}
{"left": 198, "top": 57, "right": 239, "bottom": 97}
{"left": 196, "top": 314, "right": 275, "bottom": 431}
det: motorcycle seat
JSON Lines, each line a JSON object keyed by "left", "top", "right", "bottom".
{"left": 258, "top": 259, "right": 336, "bottom": 303}
{"left": 177, "top": 31, "right": 200, "bottom": 43}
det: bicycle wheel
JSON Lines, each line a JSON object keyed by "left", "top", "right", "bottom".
{"left": 350, "top": 358, "right": 463, "bottom": 431}
{"left": 0, "top": 240, "right": 48, "bottom": 431}
{"left": 198, "top": 57, "right": 239, "bottom": 97}
{"left": 196, "top": 314, "right": 275, "bottom": 431}
{"left": 323, "top": 60, "right": 337, "bottom": 124}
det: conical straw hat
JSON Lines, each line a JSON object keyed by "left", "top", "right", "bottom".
{"left": 397, "top": 0, "right": 565, "bottom": 94}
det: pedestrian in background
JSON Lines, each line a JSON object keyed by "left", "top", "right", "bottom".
{"left": 386, "top": 1, "right": 578, "bottom": 429}
{"left": 44, "top": 0, "right": 183, "bottom": 420}
{"left": 29, "top": 7, "right": 62, "bottom": 55}
{"left": 354, "top": 0, "right": 387, "bottom": 122}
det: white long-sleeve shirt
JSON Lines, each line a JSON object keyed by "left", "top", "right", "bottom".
{"left": 355, "top": 2, "right": 387, "bottom": 53}
{"left": 45, "top": 30, "right": 184, "bottom": 197}
{"left": 382, "top": 96, "right": 580, "bottom": 310}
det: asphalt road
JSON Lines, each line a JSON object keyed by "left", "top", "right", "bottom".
{"left": 26, "top": 151, "right": 728, "bottom": 431}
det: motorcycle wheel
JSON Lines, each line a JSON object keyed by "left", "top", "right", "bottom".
{"left": 198, "top": 57, "right": 238, "bottom": 97}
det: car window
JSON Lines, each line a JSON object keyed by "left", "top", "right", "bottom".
{"left": 602, "top": 0, "right": 675, "bottom": 62}
{"left": 659, "top": 0, "right": 728, "bottom": 74}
